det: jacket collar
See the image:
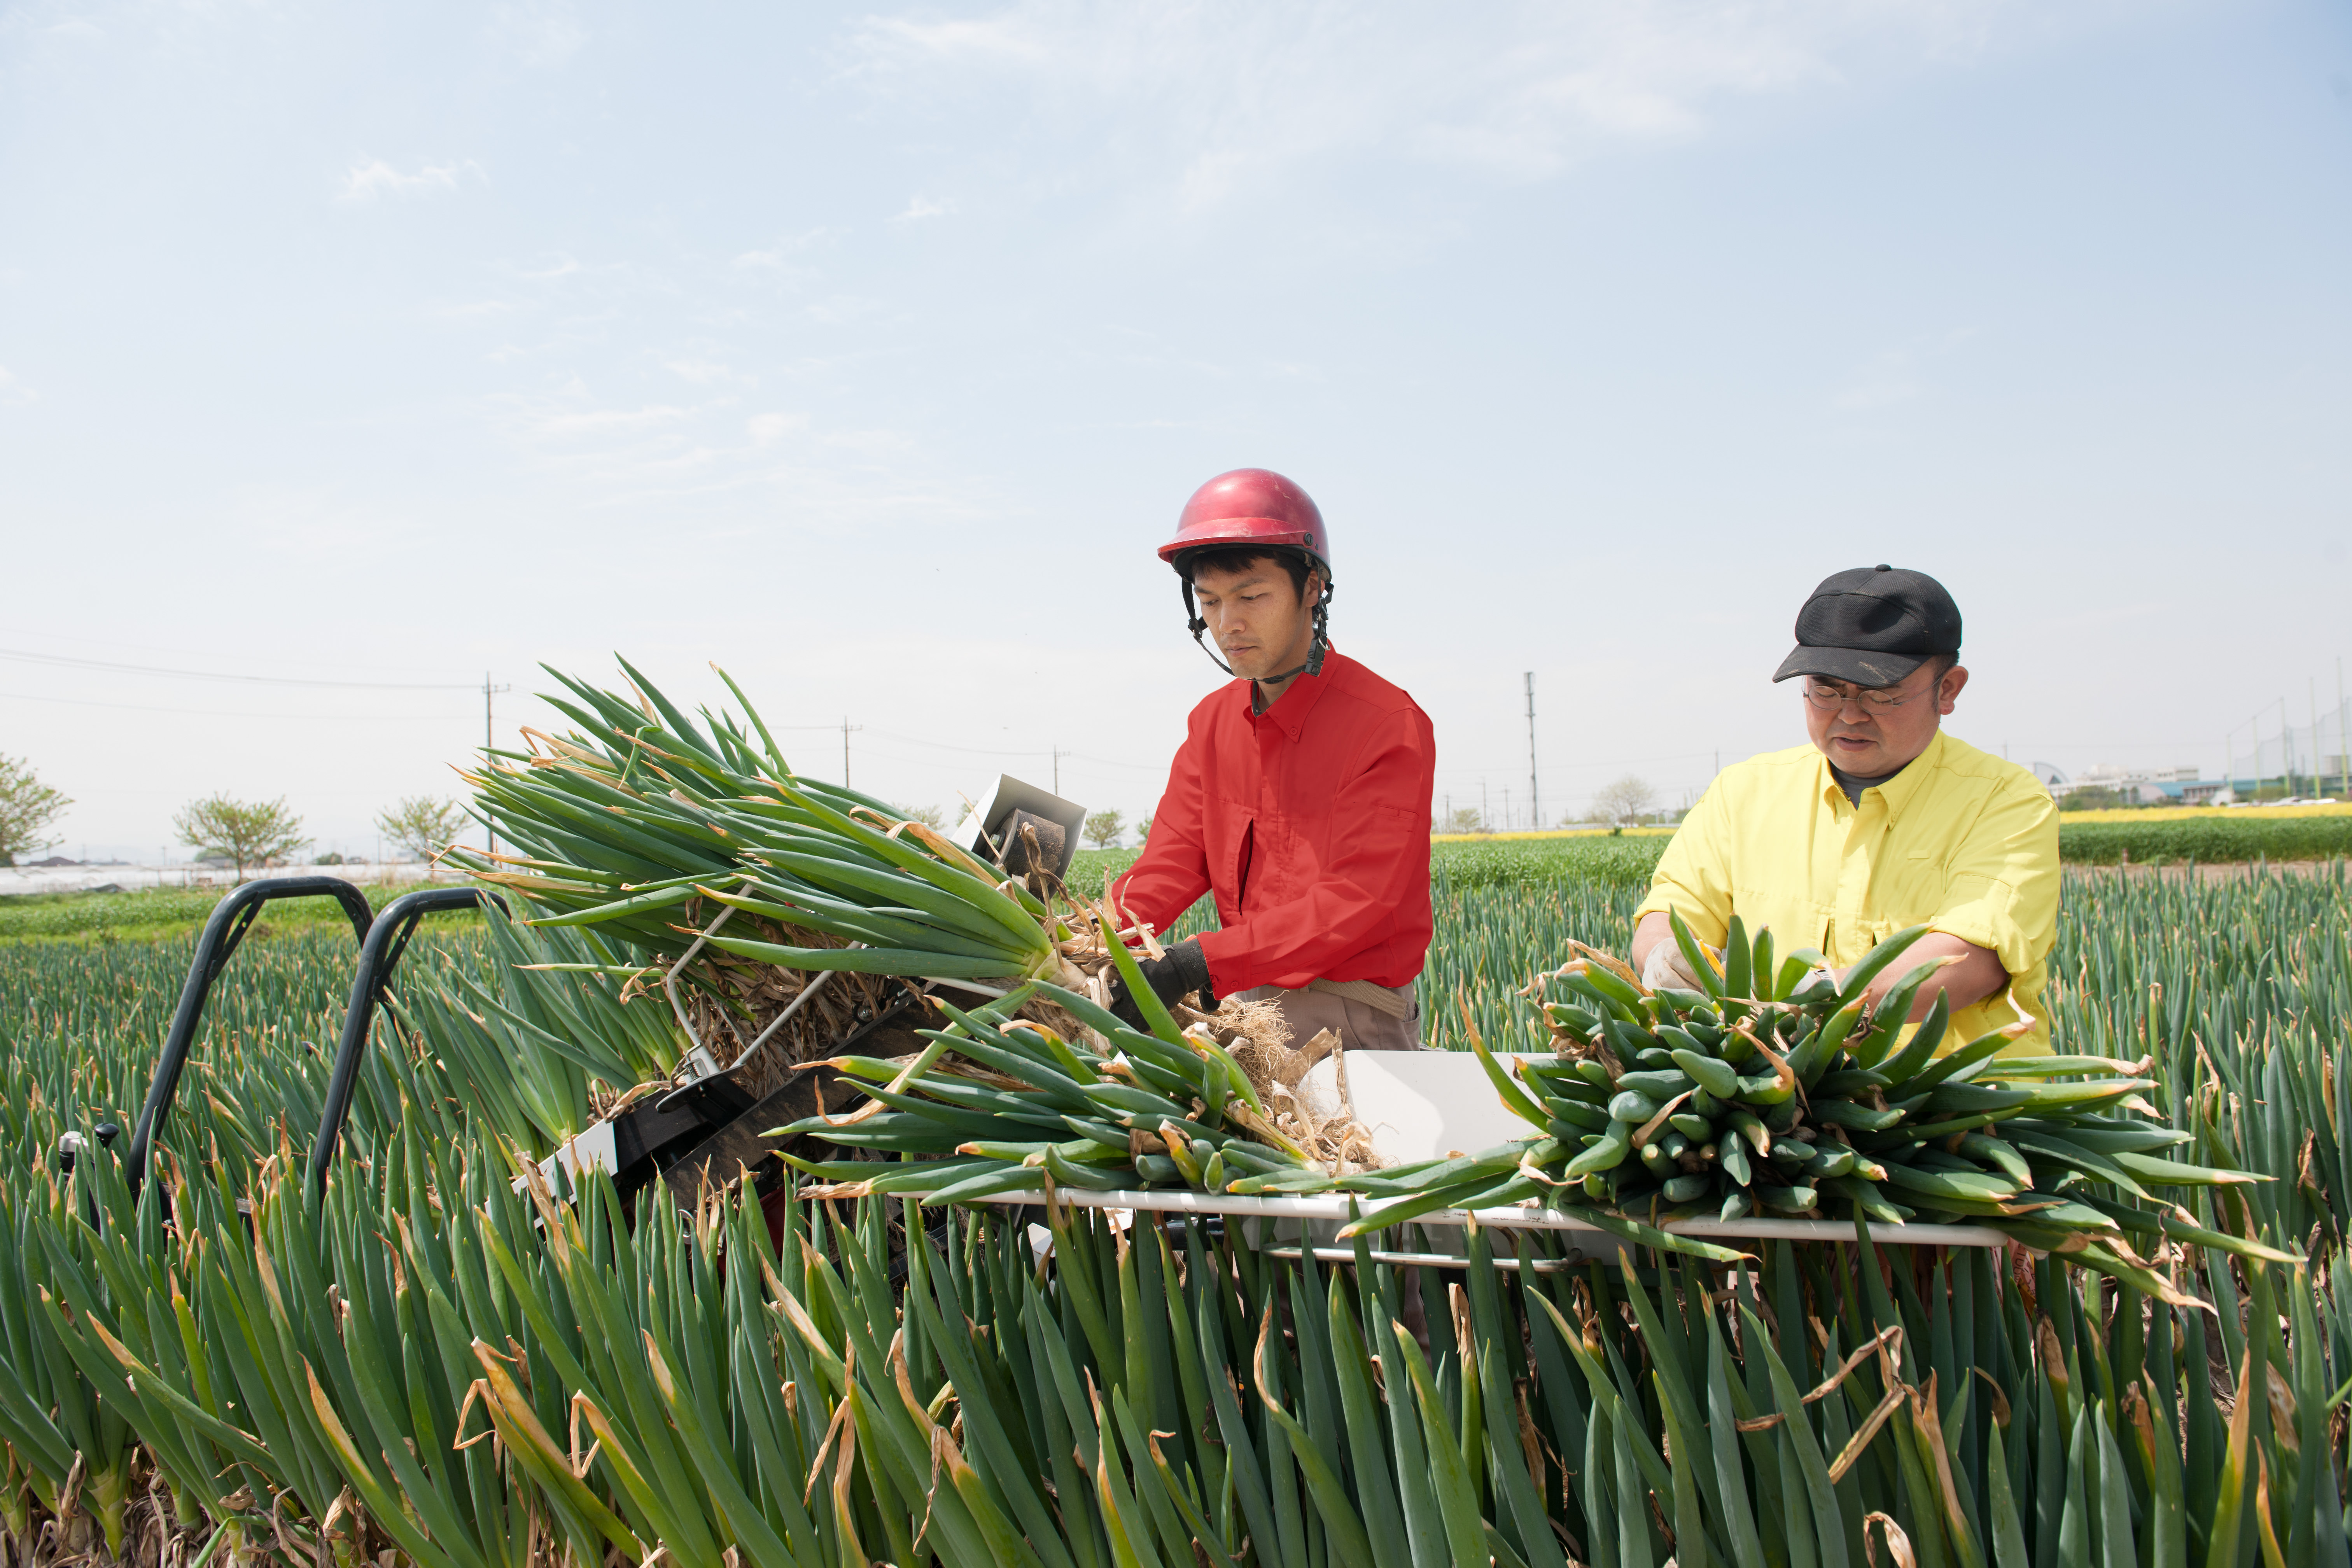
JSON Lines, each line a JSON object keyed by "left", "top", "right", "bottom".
{"left": 1817, "top": 728, "right": 1946, "bottom": 821}
{"left": 1242, "top": 646, "right": 1344, "bottom": 741}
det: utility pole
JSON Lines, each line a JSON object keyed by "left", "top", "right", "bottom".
{"left": 1481, "top": 780, "right": 1489, "bottom": 833}
{"left": 842, "top": 718, "right": 863, "bottom": 787}
{"left": 482, "top": 672, "right": 511, "bottom": 856}
{"left": 2282, "top": 697, "right": 2293, "bottom": 796}
{"left": 2313, "top": 679, "right": 2322, "bottom": 799}
{"left": 2324, "top": 653, "right": 2342, "bottom": 799}
{"left": 1524, "top": 673, "right": 1540, "bottom": 831}
{"left": 1053, "top": 746, "right": 1062, "bottom": 796}
{"left": 1504, "top": 787, "right": 1512, "bottom": 832}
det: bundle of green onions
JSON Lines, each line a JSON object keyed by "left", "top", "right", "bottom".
{"left": 1315, "top": 916, "right": 2289, "bottom": 1286}
{"left": 446, "top": 660, "right": 1105, "bottom": 1069}
{"left": 450, "top": 659, "right": 1349, "bottom": 1181}
{"left": 777, "top": 936, "right": 1324, "bottom": 1200}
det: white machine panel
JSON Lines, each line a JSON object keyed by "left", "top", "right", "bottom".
{"left": 1295, "top": 1050, "right": 1548, "bottom": 1168}
{"left": 527, "top": 1119, "right": 619, "bottom": 1195}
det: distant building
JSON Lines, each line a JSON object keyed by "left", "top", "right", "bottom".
{"left": 2049, "top": 763, "right": 2209, "bottom": 805}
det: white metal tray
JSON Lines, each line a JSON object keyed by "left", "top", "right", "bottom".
{"left": 913, "top": 1185, "right": 2006, "bottom": 1250}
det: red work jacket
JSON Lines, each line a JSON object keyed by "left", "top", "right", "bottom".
{"left": 1113, "top": 648, "right": 1435, "bottom": 996}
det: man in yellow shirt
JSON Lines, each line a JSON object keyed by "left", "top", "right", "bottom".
{"left": 1629, "top": 566, "right": 2059, "bottom": 1049}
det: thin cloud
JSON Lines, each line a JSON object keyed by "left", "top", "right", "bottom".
{"left": 527, "top": 402, "right": 700, "bottom": 441}
{"left": 336, "top": 157, "right": 488, "bottom": 203}
{"left": 732, "top": 229, "right": 836, "bottom": 278}
{"left": 1833, "top": 329, "right": 1981, "bottom": 412}
{"left": 1833, "top": 378, "right": 1923, "bottom": 413}
{"left": 424, "top": 299, "right": 518, "bottom": 320}
{"left": 1833, "top": 359, "right": 1925, "bottom": 412}
{"left": 0, "top": 366, "right": 35, "bottom": 408}
{"left": 470, "top": 379, "right": 970, "bottom": 522}
{"left": 843, "top": 0, "right": 2081, "bottom": 200}
{"left": 893, "top": 195, "right": 955, "bottom": 221}
{"left": 666, "top": 358, "right": 756, "bottom": 387}
{"left": 807, "top": 296, "right": 890, "bottom": 326}
{"left": 490, "top": 0, "right": 586, "bottom": 68}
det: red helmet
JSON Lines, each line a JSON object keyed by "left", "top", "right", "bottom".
{"left": 1157, "top": 468, "right": 1331, "bottom": 578}
{"left": 1159, "top": 467, "right": 1335, "bottom": 682}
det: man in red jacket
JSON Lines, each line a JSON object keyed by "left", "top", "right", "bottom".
{"left": 1108, "top": 468, "right": 1436, "bottom": 1051}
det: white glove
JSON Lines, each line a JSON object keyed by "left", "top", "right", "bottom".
{"left": 1642, "top": 940, "right": 1707, "bottom": 992}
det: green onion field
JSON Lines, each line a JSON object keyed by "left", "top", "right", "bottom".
{"left": 0, "top": 846, "right": 2345, "bottom": 1564}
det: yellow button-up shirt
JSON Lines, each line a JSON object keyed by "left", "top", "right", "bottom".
{"left": 1635, "top": 730, "right": 2060, "bottom": 1051}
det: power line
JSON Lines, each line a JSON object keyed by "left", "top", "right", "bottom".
{"left": 0, "top": 690, "right": 469, "bottom": 721}
{"left": 0, "top": 647, "right": 480, "bottom": 690}
{"left": 864, "top": 728, "right": 1164, "bottom": 772}
{"left": 1432, "top": 749, "right": 1717, "bottom": 777}
{"left": 868, "top": 727, "right": 1061, "bottom": 758}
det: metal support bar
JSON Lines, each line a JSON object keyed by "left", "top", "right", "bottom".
{"left": 885, "top": 1185, "right": 2007, "bottom": 1249}
{"left": 663, "top": 893, "right": 748, "bottom": 1080}
{"left": 309, "top": 886, "right": 506, "bottom": 1197}
{"left": 128, "top": 876, "right": 376, "bottom": 1197}
{"left": 1268, "top": 1245, "right": 1583, "bottom": 1273}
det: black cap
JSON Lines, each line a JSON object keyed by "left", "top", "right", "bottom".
{"left": 1771, "top": 565, "right": 1962, "bottom": 687}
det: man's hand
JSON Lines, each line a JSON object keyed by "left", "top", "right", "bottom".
{"left": 1640, "top": 939, "right": 1705, "bottom": 992}
{"left": 1631, "top": 911, "right": 1717, "bottom": 992}
{"left": 1109, "top": 938, "right": 1212, "bottom": 1029}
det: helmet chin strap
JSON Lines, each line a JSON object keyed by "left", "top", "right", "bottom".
{"left": 1182, "top": 580, "right": 1333, "bottom": 688}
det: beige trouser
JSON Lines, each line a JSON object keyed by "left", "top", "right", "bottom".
{"left": 1238, "top": 976, "right": 1422, "bottom": 1052}
{"left": 1234, "top": 975, "right": 1427, "bottom": 1342}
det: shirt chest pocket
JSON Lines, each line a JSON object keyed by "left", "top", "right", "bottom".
{"left": 1896, "top": 848, "right": 1953, "bottom": 903}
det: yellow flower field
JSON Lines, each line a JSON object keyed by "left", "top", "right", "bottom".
{"left": 1434, "top": 800, "right": 2349, "bottom": 842}
{"left": 2057, "top": 800, "right": 2350, "bottom": 824}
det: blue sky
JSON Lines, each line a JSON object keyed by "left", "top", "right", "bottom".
{"left": 4, "top": 0, "right": 2348, "bottom": 859}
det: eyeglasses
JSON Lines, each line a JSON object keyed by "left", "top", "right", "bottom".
{"left": 1801, "top": 678, "right": 1929, "bottom": 712}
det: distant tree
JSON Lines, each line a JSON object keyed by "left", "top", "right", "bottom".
{"left": 0, "top": 753, "right": 72, "bottom": 868}
{"left": 2059, "top": 786, "right": 2130, "bottom": 812}
{"left": 1083, "top": 809, "right": 1126, "bottom": 849}
{"left": 1590, "top": 775, "right": 1658, "bottom": 827}
{"left": 1436, "top": 807, "right": 1484, "bottom": 835}
{"left": 175, "top": 795, "right": 307, "bottom": 879}
{"left": 898, "top": 803, "right": 947, "bottom": 830}
{"left": 1135, "top": 814, "right": 1153, "bottom": 845}
{"left": 374, "top": 796, "right": 467, "bottom": 862}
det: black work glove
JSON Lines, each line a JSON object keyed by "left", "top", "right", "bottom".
{"left": 1108, "top": 938, "right": 1212, "bottom": 1029}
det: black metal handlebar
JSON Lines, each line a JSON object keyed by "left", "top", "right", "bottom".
{"left": 308, "top": 886, "right": 505, "bottom": 1197}
{"left": 126, "top": 877, "right": 376, "bottom": 1197}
